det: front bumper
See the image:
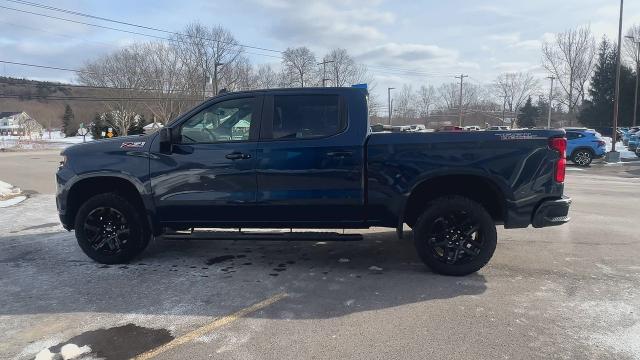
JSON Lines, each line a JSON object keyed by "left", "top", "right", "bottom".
{"left": 532, "top": 196, "right": 571, "bottom": 228}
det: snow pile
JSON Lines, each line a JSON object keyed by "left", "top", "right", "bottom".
{"left": 0, "top": 133, "right": 93, "bottom": 150}
{"left": 0, "top": 180, "right": 26, "bottom": 208}
{"left": 34, "top": 344, "right": 91, "bottom": 360}
{"left": 603, "top": 137, "right": 637, "bottom": 160}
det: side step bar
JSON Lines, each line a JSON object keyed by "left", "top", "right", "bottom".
{"left": 161, "top": 228, "right": 363, "bottom": 242}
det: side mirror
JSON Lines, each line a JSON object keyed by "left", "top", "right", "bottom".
{"left": 159, "top": 127, "right": 176, "bottom": 153}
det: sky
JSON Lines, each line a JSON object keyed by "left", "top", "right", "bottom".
{"left": 1, "top": 0, "right": 640, "bottom": 100}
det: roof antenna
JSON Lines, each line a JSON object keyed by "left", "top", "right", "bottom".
{"left": 218, "top": 88, "right": 228, "bottom": 95}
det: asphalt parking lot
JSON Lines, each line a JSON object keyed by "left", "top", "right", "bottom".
{"left": 1, "top": 150, "right": 640, "bottom": 360}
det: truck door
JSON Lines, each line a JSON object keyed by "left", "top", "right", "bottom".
{"left": 256, "top": 93, "right": 365, "bottom": 226}
{"left": 150, "top": 96, "right": 262, "bottom": 226}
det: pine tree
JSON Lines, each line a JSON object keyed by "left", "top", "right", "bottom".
{"left": 580, "top": 38, "right": 637, "bottom": 127}
{"left": 127, "top": 114, "right": 147, "bottom": 135}
{"left": 518, "top": 97, "right": 539, "bottom": 128}
{"left": 90, "top": 113, "right": 103, "bottom": 139}
{"left": 61, "top": 104, "right": 75, "bottom": 137}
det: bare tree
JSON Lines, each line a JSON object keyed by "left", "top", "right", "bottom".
{"left": 393, "top": 85, "right": 418, "bottom": 123}
{"left": 78, "top": 44, "right": 148, "bottom": 135}
{"left": 139, "top": 42, "right": 193, "bottom": 124}
{"left": 416, "top": 85, "right": 437, "bottom": 120}
{"left": 438, "top": 82, "right": 478, "bottom": 111}
{"left": 250, "top": 64, "right": 280, "bottom": 89}
{"left": 282, "top": 47, "right": 317, "bottom": 87}
{"left": 542, "top": 25, "right": 596, "bottom": 124}
{"left": 624, "top": 24, "right": 640, "bottom": 74}
{"left": 322, "top": 48, "right": 369, "bottom": 87}
{"left": 174, "top": 22, "right": 244, "bottom": 97}
{"left": 493, "top": 72, "right": 539, "bottom": 128}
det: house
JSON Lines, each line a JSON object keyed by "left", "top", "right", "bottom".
{"left": 0, "top": 111, "right": 43, "bottom": 136}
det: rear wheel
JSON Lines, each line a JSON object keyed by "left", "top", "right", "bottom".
{"left": 74, "top": 193, "right": 150, "bottom": 264}
{"left": 413, "top": 196, "right": 497, "bottom": 276}
{"left": 571, "top": 149, "right": 593, "bottom": 167}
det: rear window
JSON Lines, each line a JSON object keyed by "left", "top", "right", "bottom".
{"left": 271, "top": 95, "right": 344, "bottom": 139}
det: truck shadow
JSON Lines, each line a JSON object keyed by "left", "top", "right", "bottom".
{"left": 0, "top": 230, "right": 487, "bottom": 322}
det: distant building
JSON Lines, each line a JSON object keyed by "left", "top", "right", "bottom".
{"left": 143, "top": 121, "right": 164, "bottom": 134}
{"left": 0, "top": 111, "right": 43, "bottom": 136}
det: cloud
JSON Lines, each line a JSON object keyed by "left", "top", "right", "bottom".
{"left": 253, "top": 0, "right": 394, "bottom": 48}
{"left": 357, "top": 43, "right": 458, "bottom": 64}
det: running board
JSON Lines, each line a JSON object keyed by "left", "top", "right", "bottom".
{"left": 161, "top": 228, "right": 363, "bottom": 242}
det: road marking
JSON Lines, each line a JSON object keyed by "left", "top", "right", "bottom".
{"left": 134, "top": 292, "right": 287, "bottom": 360}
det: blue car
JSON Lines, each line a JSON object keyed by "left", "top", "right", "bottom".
{"left": 629, "top": 133, "right": 640, "bottom": 152}
{"left": 566, "top": 129, "right": 606, "bottom": 166}
{"left": 622, "top": 127, "right": 639, "bottom": 146}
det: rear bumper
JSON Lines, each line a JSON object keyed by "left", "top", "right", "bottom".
{"left": 532, "top": 196, "right": 571, "bottom": 228}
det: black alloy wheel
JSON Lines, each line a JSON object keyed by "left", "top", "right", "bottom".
{"left": 414, "top": 196, "right": 497, "bottom": 276}
{"left": 74, "top": 193, "right": 149, "bottom": 264}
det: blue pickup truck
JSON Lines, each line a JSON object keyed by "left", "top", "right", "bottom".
{"left": 56, "top": 87, "right": 570, "bottom": 275}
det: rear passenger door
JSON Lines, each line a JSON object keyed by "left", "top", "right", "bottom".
{"left": 255, "top": 93, "right": 365, "bottom": 226}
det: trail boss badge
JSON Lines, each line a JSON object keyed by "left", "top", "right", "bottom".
{"left": 120, "top": 141, "right": 146, "bottom": 149}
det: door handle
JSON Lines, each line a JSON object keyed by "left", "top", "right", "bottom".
{"left": 225, "top": 152, "right": 251, "bottom": 160}
{"left": 326, "top": 151, "right": 353, "bottom": 158}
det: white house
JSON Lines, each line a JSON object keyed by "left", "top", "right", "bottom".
{"left": 0, "top": 111, "right": 42, "bottom": 136}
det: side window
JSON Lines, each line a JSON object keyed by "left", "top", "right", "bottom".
{"left": 180, "top": 97, "right": 254, "bottom": 144}
{"left": 271, "top": 95, "right": 343, "bottom": 139}
{"left": 566, "top": 132, "right": 580, "bottom": 140}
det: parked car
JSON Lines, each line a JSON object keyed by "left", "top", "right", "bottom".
{"left": 438, "top": 125, "right": 464, "bottom": 131}
{"left": 628, "top": 133, "right": 640, "bottom": 152}
{"left": 487, "top": 126, "right": 510, "bottom": 131}
{"left": 566, "top": 129, "right": 606, "bottom": 166}
{"left": 56, "top": 87, "right": 571, "bottom": 276}
{"left": 622, "top": 127, "right": 639, "bottom": 146}
{"left": 464, "top": 126, "right": 481, "bottom": 131}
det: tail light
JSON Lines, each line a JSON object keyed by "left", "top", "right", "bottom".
{"left": 596, "top": 140, "right": 606, "bottom": 147}
{"left": 549, "top": 137, "right": 566, "bottom": 183}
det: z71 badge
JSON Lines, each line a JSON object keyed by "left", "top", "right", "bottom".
{"left": 120, "top": 141, "right": 146, "bottom": 149}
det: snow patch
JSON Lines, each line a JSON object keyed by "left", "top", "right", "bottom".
{"left": 603, "top": 137, "right": 637, "bottom": 159}
{"left": 34, "top": 348, "right": 56, "bottom": 360}
{"left": 60, "top": 343, "right": 91, "bottom": 359}
{"left": 0, "top": 180, "right": 25, "bottom": 207}
{"left": 0, "top": 195, "right": 26, "bottom": 208}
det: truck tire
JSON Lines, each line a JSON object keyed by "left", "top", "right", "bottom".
{"left": 571, "top": 149, "right": 593, "bottom": 167}
{"left": 413, "top": 195, "right": 497, "bottom": 276}
{"left": 74, "top": 193, "right": 150, "bottom": 264}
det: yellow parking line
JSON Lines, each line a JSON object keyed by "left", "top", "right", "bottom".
{"left": 134, "top": 293, "right": 288, "bottom": 360}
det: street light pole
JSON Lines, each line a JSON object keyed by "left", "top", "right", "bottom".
{"left": 626, "top": 35, "right": 640, "bottom": 127}
{"left": 607, "top": 0, "right": 623, "bottom": 162}
{"left": 387, "top": 87, "right": 395, "bottom": 125}
{"left": 547, "top": 76, "right": 555, "bottom": 129}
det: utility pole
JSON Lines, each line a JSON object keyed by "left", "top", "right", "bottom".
{"left": 455, "top": 74, "right": 468, "bottom": 127}
{"left": 387, "top": 87, "right": 395, "bottom": 125}
{"left": 626, "top": 35, "right": 640, "bottom": 127}
{"left": 547, "top": 76, "right": 555, "bottom": 129}
{"left": 213, "top": 61, "right": 225, "bottom": 96}
{"left": 500, "top": 95, "right": 507, "bottom": 125}
{"left": 317, "top": 60, "right": 335, "bottom": 87}
{"left": 608, "top": 0, "right": 623, "bottom": 159}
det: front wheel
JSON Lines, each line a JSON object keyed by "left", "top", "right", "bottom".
{"left": 413, "top": 196, "right": 497, "bottom": 276}
{"left": 74, "top": 193, "right": 150, "bottom": 264}
{"left": 571, "top": 149, "right": 593, "bottom": 167}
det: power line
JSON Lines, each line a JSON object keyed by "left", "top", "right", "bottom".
{"left": 0, "top": 94, "right": 202, "bottom": 102}
{"left": 0, "top": 0, "right": 464, "bottom": 77}
{"left": 0, "top": 4, "right": 282, "bottom": 61}
{"left": 2, "top": 0, "right": 282, "bottom": 54}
